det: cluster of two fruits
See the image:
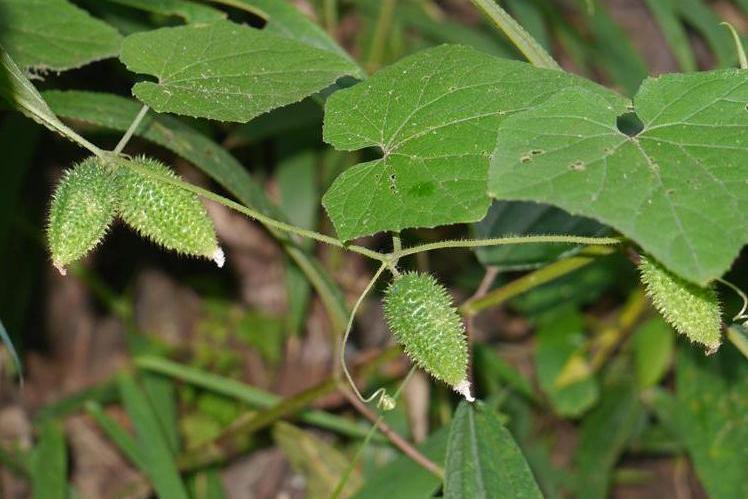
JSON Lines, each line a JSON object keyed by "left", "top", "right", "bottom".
{"left": 47, "top": 156, "right": 223, "bottom": 275}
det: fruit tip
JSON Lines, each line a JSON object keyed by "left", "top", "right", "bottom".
{"left": 53, "top": 262, "right": 67, "bottom": 276}
{"left": 212, "top": 247, "right": 225, "bottom": 268}
{"left": 454, "top": 379, "right": 475, "bottom": 402}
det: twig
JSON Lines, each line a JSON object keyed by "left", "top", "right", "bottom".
{"left": 461, "top": 245, "right": 616, "bottom": 316}
{"left": 340, "top": 386, "right": 445, "bottom": 479}
{"left": 463, "top": 266, "right": 500, "bottom": 383}
{"left": 394, "top": 236, "right": 620, "bottom": 260}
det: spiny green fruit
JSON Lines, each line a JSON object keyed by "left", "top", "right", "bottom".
{"left": 639, "top": 255, "right": 722, "bottom": 353}
{"left": 383, "top": 272, "right": 473, "bottom": 400}
{"left": 114, "top": 156, "right": 223, "bottom": 266}
{"left": 47, "top": 157, "right": 115, "bottom": 275}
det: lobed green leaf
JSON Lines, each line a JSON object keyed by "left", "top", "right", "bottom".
{"left": 119, "top": 20, "right": 360, "bottom": 122}
{"left": 489, "top": 70, "right": 748, "bottom": 284}
{"left": 322, "top": 44, "right": 619, "bottom": 241}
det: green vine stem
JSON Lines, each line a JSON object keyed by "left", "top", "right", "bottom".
{"left": 469, "top": 0, "right": 561, "bottom": 70}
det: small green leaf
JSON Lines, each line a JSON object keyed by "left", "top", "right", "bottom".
{"left": 383, "top": 272, "right": 470, "bottom": 398}
{"left": 535, "top": 308, "right": 599, "bottom": 418}
{"left": 115, "top": 156, "right": 222, "bottom": 265}
{"left": 119, "top": 20, "right": 360, "bottom": 122}
{"left": 30, "top": 420, "right": 67, "bottom": 499}
{"left": 322, "top": 44, "right": 618, "bottom": 241}
{"left": 47, "top": 157, "right": 115, "bottom": 274}
{"left": 638, "top": 255, "right": 722, "bottom": 351}
{"left": 0, "top": 0, "right": 122, "bottom": 71}
{"left": 444, "top": 401, "right": 543, "bottom": 499}
{"left": 631, "top": 317, "right": 674, "bottom": 388}
{"left": 489, "top": 70, "right": 748, "bottom": 284}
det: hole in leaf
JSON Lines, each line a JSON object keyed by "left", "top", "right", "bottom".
{"left": 569, "top": 160, "right": 586, "bottom": 171}
{"left": 520, "top": 154, "right": 532, "bottom": 164}
{"left": 617, "top": 112, "right": 644, "bottom": 137}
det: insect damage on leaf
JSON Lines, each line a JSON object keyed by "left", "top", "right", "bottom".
{"left": 115, "top": 156, "right": 223, "bottom": 266}
{"left": 383, "top": 272, "right": 472, "bottom": 400}
{"left": 47, "top": 157, "right": 115, "bottom": 275}
{"left": 638, "top": 255, "right": 722, "bottom": 353}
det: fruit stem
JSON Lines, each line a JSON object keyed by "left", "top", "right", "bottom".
{"left": 113, "top": 104, "right": 149, "bottom": 155}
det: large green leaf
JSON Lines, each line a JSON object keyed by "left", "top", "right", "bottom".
{"left": 0, "top": 0, "right": 122, "bottom": 71}
{"left": 675, "top": 343, "right": 748, "bottom": 499}
{"left": 444, "top": 401, "right": 543, "bottom": 499}
{"left": 322, "top": 44, "right": 619, "bottom": 241}
{"left": 489, "top": 70, "right": 748, "bottom": 284}
{"left": 119, "top": 20, "right": 360, "bottom": 122}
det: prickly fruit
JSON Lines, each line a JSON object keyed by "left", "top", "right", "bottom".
{"left": 47, "top": 157, "right": 115, "bottom": 275}
{"left": 639, "top": 255, "right": 722, "bottom": 353}
{"left": 115, "top": 156, "right": 223, "bottom": 266}
{"left": 383, "top": 272, "right": 473, "bottom": 400}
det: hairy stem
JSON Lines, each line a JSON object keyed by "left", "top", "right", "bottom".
{"left": 469, "top": 0, "right": 561, "bottom": 70}
{"left": 113, "top": 104, "right": 149, "bottom": 154}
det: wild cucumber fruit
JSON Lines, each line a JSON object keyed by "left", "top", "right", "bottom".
{"left": 383, "top": 272, "right": 473, "bottom": 401}
{"left": 47, "top": 157, "right": 115, "bottom": 275}
{"left": 639, "top": 255, "right": 722, "bottom": 352}
{"left": 115, "top": 156, "right": 224, "bottom": 267}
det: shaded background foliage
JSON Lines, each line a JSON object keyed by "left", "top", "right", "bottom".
{"left": 0, "top": 0, "right": 747, "bottom": 498}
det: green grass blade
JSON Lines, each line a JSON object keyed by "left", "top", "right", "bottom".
{"left": 117, "top": 373, "right": 190, "bottom": 499}
{"left": 85, "top": 401, "right": 146, "bottom": 470}
{"left": 31, "top": 420, "right": 67, "bottom": 499}
{"left": 135, "top": 356, "right": 379, "bottom": 440}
